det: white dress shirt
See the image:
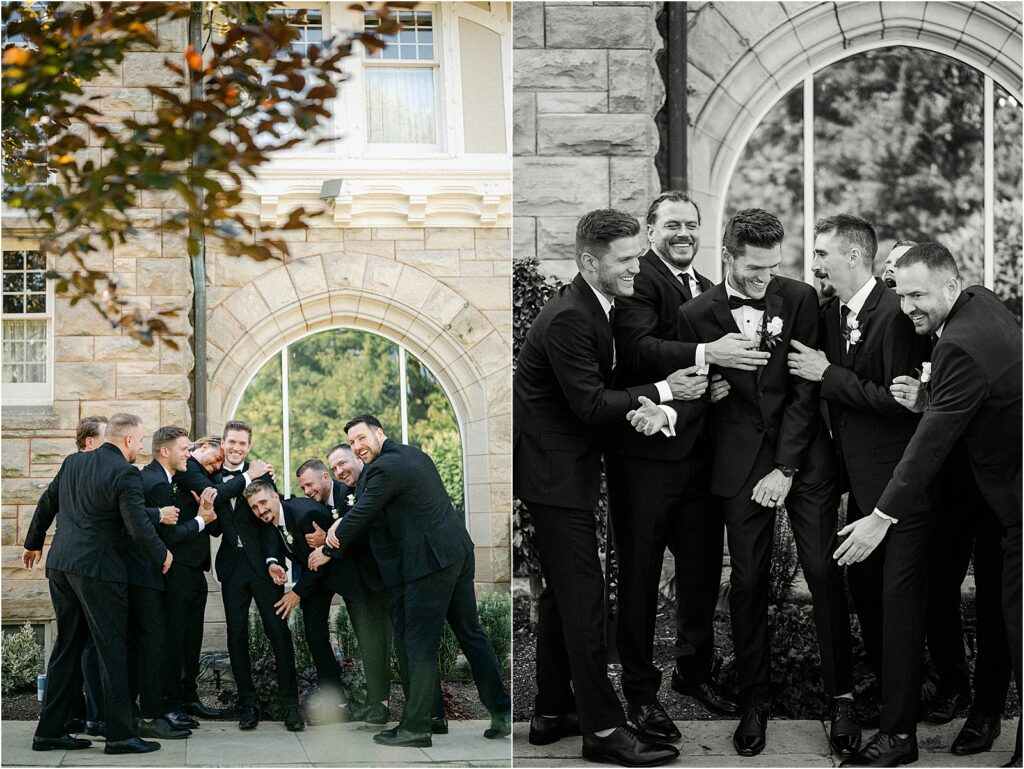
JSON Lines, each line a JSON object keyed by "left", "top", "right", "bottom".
{"left": 725, "top": 279, "right": 765, "bottom": 342}
{"left": 841, "top": 277, "right": 876, "bottom": 352}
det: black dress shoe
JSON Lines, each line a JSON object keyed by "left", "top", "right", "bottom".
{"left": 952, "top": 711, "right": 1001, "bottom": 755}
{"left": 529, "top": 713, "right": 582, "bottom": 745}
{"left": 284, "top": 706, "right": 305, "bottom": 732}
{"left": 628, "top": 701, "right": 681, "bottom": 743}
{"left": 840, "top": 731, "right": 918, "bottom": 766}
{"left": 183, "top": 700, "right": 221, "bottom": 718}
{"left": 363, "top": 701, "right": 390, "bottom": 725}
{"left": 484, "top": 713, "right": 511, "bottom": 739}
{"left": 671, "top": 669, "right": 739, "bottom": 715}
{"left": 84, "top": 719, "right": 106, "bottom": 737}
{"left": 733, "top": 703, "right": 770, "bottom": 757}
{"left": 373, "top": 727, "right": 432, "bottom": 747}
{"left": 104, "top": 736, "right": 161, "bottom": 754}
{"left": 581, "top": 725, "right": 679, "bottom": 767}
{"left": 165, "top": 710, "right": 200, "bottom": 730}
{"left": 239, "top": 705, "right": 260, "bottom": 730}
{"left": 137, "top": 717, "right": 191, "bottom": 740}
{"left": 830, "top": 698, "right": 862, "bottom": 756}
{"left": 923, "top": 689, "right": 971, "bottom": 724}
{"left": 432, "top": 716, "right": 449, "bottom": 734}
{"left": 32, "top": 734, "right": 92, "bottom": 751}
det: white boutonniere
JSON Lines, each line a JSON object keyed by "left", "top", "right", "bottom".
{"left": 347, "top": 493, "right": 356, "bottom": 506}
{"left": 760, "top": 315, "right": 784, "bottom": 350}
{"left": 172, "top": 482, "right": 179, "bottom": 496}
{"left": 331, "top": 508, "right": 339, "bottom": 520}
{"left": 283, "top": 529, "right": 294, "bottom": 545}
{"left": 920, "top": 362, "right": 931, "bottom": 383}
{"left": 842, "top": 317, "right": 863, "bottom": 346}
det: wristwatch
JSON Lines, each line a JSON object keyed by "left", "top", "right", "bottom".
{"left": 775, "top": 464, "right": 797, "bottom": 478}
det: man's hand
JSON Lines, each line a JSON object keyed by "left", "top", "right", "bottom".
{"left": 834, "top": 513, "right": 892, "bottom": 566}
{"left": 192, "top": 488, "right": 218, "bottom": 524}
{"left": 705, "top": 333, "right": 771, "bottom": 371}
{"left": 751, "top": 469, "right": 793, "bottom": 508}
{"left": 274, "top": 590, "right": 300, "bottom": 619}
{"left": 248, "top": 460, "right": 272, "bottom": 479}
{"left": 162, "top": 549, "right": 174, "bottom": 574}
{"left": 325, "top": 518, "right": 342, "bottom": 549}
{"left": 268, "top": 563, "right": 288, "bottom": 585}
{"left": 890, "top": 375, "right": 926, "bottom": 413}
{"left": 666, "top": 365, "right": 708, "bottom": 401}
{"left": 159, "top": 506, "right": 180, "bottom": 525}
{"left": 305, "top": 521, "right": 326, "bottom": 548}
{"left": 709, "top": 373, "right": 730, "bottom": 403}
{"left": 22, "top": 549, "right": 42, "bottom": 570}
{"left": 308, "top": 546, "right": 331, "bottom": 572}
{"left": 787, "top": 340, "right": 829, "bottom": 381}
{"left": 627, "top": 396, "right": 668, "bottom": 436}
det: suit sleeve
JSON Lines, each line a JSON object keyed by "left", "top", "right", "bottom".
{"left": 118, "top": 469, "right": 169, "bottom": 567}
{"left": 24, "top": 462, "right": 64, "bottom": 550}
{"left": 262, "top": 519, "right": 283, "bottom": 565}
{"left": 143, "top": 476, "right": 201, "bottom": 545}
{"left": 615, "top": 279, "right": 698, "bottom": 373}
{"left": 776, "top": 287, "right": 825, "bottom": 469}
{"left": 876, "top": 341, "right": 987, "bottom": 514}
{"left": 544, "top": 309, "right": 659, "bottom": 424}
{"left": 330, "top": 464, "right": 399, "bottom": 558}
{"left": 176, "top": 461, "right": 248, "bottom": 500}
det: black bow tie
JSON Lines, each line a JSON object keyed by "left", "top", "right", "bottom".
{"left": 222, "top": 468, "right": 241, "bottom": 478}
{"left": 728, "top": 296, "right": 766, "bottom": 311}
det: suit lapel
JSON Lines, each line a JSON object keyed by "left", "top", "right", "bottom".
{"left": 645, "top": 251, "right": 689, "bottom": 303}
{"left": 757, "top": 284, "right": 784, "bottom": 385}
{"left": 710, "top": 283, "right": 741, "bottom": 334}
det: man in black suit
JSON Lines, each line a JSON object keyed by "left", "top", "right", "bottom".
{"left": 678, "top": 209, "right": 858, "bottom": 758}
{"left": 310, "top": 416, "right": 511, "bottom": 748}
{"left": 295, "top": 453, "right": 393, "bottom": 725}
{"left": 202, "top": 420, "right": 303, "bottom": 731}
{"left": 836, "top": 243, "right": 1022, "bottom": 767}
{"left": 513, "top": 208, "right": 699, "bottom": 767}
{"left": 24, "top": 413, "right": 171, "bottom": 755}
{"left": 880, "top": 240, "right": 916, "bottom": 288}
{"left": 787, "top": 214, "right": 933, "bottom": 754}
{"left": 610, "top": 191, "right": 770, "bottom": 726}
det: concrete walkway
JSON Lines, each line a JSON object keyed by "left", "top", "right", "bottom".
{"left": 1, "top": 719, "right": 511, "bottom": 767}
{"left": 513, "top": 718, "right": 1018, "bottom": 767}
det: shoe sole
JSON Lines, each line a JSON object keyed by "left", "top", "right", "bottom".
{"left": 952, "top": 743, "right": 997, "bottom": 756}
{"left": 104, "top": 747, "right": 161, "bottom": 754}
{"left": 32, "top": 744, "right": 91, "bottom": 752}
{"left": 239, "top": 724, "right": 259, "bottom": 730}
{"left": 373, "top": 739, "right": 432, "bottom": 748}
{"left": 581, "top": 748, "right": 679, "bottom": 766}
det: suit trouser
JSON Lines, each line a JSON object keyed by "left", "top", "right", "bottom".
{"left": 722, "top": 447, "right": 852, "bottom": 707}
{"left": 221, "top": 556, "right": 299, "bottom": 708}
{"left": 127, "top": 585, "right": 166, "bottom": 719}
{"left": 392, "top": 551, "right": 511, "bottom": 733}
{"left": 36, "top": 570, "right": 135, "bottom": 742}
{"left": 162, "top": 561, "right": 207, "bottom": 710}
{"left": 845, "top": 495, "right": 933, "bottom": 734}
{"left": 528, "top": 500, "right": 626, "bottom": 733}
{"left": 344, "top": 588, "right": 393, "bottom": 704}
{"left": 301, "top": 586, "right": 344, "bottom": 702}
{"left": 606, "top": 450, "right": 719, "bottom": 705}
{"left": 70, "top": 638, "right": 102, "bottom": 725}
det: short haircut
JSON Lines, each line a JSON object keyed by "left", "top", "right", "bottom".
{"left": 575, "top": 209, "right": 641, "bottom": 262}
{"left": 722, "top": 208, "right": 785, "bottom": 257}
{"left": 75, "top": 415, "right": 108, "bottom": 450}
{"left": 344, "top": 414, "right": 383, "bottom": 433}
{"left": 106, "top": 413, "right": 142, "bottom": 441}
{"left": 223, "top": 419, "right": 252, "bottom": 441}
{"left": 892, "top": 239, "right": 917, "bottom": 249}
{"left": 243, "top": 478, "right": 276, "bottom": 500}
{"left": 326, "top": 442, "right": 354, "bottom": 459}
{"left": 190, "top": 435, "right": 221, "bottom": 451}
{"left": 152, "top": 426, "right": 189, "bottom": 455}
{"left": 894, "top": 242, "right": 960, "bottom": 279}
{"left": 646, "top": 190, "right": 702, "bottom": 227}
{"left": 296, "top": 458, "right": 329, "bottom": 477}
{"left": 814, "top": 214, "right": 878, "bottom": 265}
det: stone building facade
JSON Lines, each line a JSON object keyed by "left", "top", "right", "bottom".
{"left": 2, "top": 2, "right": 512, "bottom": 650}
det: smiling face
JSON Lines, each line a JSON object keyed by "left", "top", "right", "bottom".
{"left": 247, "top": 487, "right": 279, "bottom": 524}
{"left": 894, "top": 262, "right": 959, "bottom": 335}
{"left": 584, "top": 233, "right": 645, "bottom": 299}
{"left": 298, "top": 467, "right": 332, "bottom": 504}
{"left": 724, "top": 244, "right": 781, "bottom": 300}
{"left": 222, "top": 429, "right": 250, "bottom": 467}
{"left": 124, "top": 423, "right": 145, "bottom": 463}
{"left": 163, "top": 435, "right": 191, "bottom": 473}
{"left": 327, "top": 447, "right": 362, "bottom": 487}
{"left": 648, "top": 199, "right": 700, "bottom": 269}
{"left": 347, "top": 422, "right": 386, "bottom": 466}
{"left": 811, "top": 230, "right": 861, "bottom": 301}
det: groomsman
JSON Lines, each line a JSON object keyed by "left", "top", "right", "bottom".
{"left": 678, "top": 209, "right": 858, "bottom": 758}
{"left": 880, "top": 240, "right": 916, "bottom": 288}
{"left": 837, "top": 243, "right": 1022, "bottom": 767}
{"left": 787, "top": 215, "right": 932, "bottom": 752}
{"left": 513, "top": 208, "right": 692, "bottom": 767}
{"left": 25, "top": 413, "right": 170, "bottom": 755}
{"left": 610, "top": 191, "right": 769, "bottom": 725}
{"left": 296, "top": 452, "right": 393, "bottom": 724}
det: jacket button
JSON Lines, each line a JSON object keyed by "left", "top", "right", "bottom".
{"left": 758, "top": 390, "right": 765, "bottom": 398}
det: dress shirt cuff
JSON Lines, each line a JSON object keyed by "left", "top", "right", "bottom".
{"left": 266, "top": 557, "right": 279, "bottom": 565}
{"left": 695, "top": 344, "right": 709, "bottom": 374}
{"left": 873, "top": 509, "right": 898, "bottom": 525}
{"left": 655, "top": 380, "right": 672, "bottom": 404}
{"left": 195, "top": 517, "right": 206, "bottom": 533}
{"left": 657, "top": 405, "right": 677, "bottom": 437}
{"left": 242, "top": 471, "right": 252, "bottom": 486}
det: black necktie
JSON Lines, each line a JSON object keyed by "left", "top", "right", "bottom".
{"left": 840, "top": 304, "right": 851, "bottom": 324}
{"left": 728, "top": 296, "right": 765, "bottom": 311}
{"left": 278, "top": 525, "right": 293, "bottom": 554}
{"left": 679, "top": 272, "right": 693, "bottom": 301}
{"left": 608, "top": 305, "right": 617, "bottom": 368}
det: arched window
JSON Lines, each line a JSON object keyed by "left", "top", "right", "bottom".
{"left": 233, "top": 327, "right": 465, "bottom": 517}
{"left": 725, "top": 45, "right": 1022, "bottom": 317}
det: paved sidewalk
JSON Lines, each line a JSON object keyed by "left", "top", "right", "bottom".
{"left": 2, "top": 719, "right": 511, "bottom": 767}
{"left": 513, "top": 719, "right": 1018, "bottom": 767}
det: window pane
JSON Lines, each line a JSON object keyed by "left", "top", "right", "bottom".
{"left": 4, "top": 273, "right": 24, "bottom": 292}
{"left": 25, "top": 251, "right": 44, "bottom": 270}
{"left": 26, "top": 340, "right": 46, "bottom": 363}
{"left": 26, "top": 272, "right": 45, "bottom": 292}
{"left": 365, "top": 68, "right": 437, "bottom": 144}
{"left": 24, "top": 294, "right": 46, "bottom": 313}
{"left": 994, "top": 85, "right": 1022, "bottom": 322}
{"left": 3, "top": 252, "right": 22, "bottom": 271}
{"left": 25, "top": 363, "right": 45, "bottom": 383}
{"left": 3, "top": 295, "right": 24, "bottom": 313}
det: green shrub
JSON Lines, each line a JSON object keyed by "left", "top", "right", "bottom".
{"left": 331, "top": 602, "right": 362, "bottom": 662}
{"left": 478, "top": 592, "right": 511, "bottom": 673}
{"left": 769, "top": 508, "right": 800, "bottom": 607}
{"left": 288, "top": 605, "right": 313, "bottom": 673}
{"left": 439, "top": 622, "right": 460, "bottom": 681}
{"left": 1, "top": 623, "right": 44, "bottom": 694}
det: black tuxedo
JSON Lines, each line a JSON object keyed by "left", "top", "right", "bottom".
{"left": 513, "top": 272, "right": 664, "bottom": 732}
{"left": 606, "top": 250, "right": 720, "bottom": 703}
{"left": 679, "top": 276, "right": 852, "bottom": 707}
{"left": 876, "top": 286, "right": 1022, "bottom": 713}
{"left": 818, "top": 280, "right": 933, "bottom": 733}
{"left": 329, "top": 439, "right": 510, "bottom": 733}
{"left": 27, "top": 443, "right": 168, "bottom": 743}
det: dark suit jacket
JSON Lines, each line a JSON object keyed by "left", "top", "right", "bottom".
{"left": 513, "top": 272, "right": 662, "bottom": 510}
{"left": 173, "top": 455, "right": 251, "bottom": 572}
{"left": 608, "top": 250, "right": 712, "bottom": 460}
{"left": 678, "top": 276, "right": 833, "bottom": 497}
{"left": 328, "top": 439, "right": 473, "bottom": 588}
{"left": 818, "top": 279, "right": 932, "bottom": 514}
{"left": 209, "top": 461, "right": 279, "bottom": 582}
{"left": 877, "top": 286, "right": 1023, "bottom": 520}
{"left": 262, "top": 495, "right": 332, "bottom": 599}
{"left": 24, "top": 443, "right": 167, "bottom": 582}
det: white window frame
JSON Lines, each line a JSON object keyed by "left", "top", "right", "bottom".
{"left": 2, "top": 243, "right": 54, "bottom": 406}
